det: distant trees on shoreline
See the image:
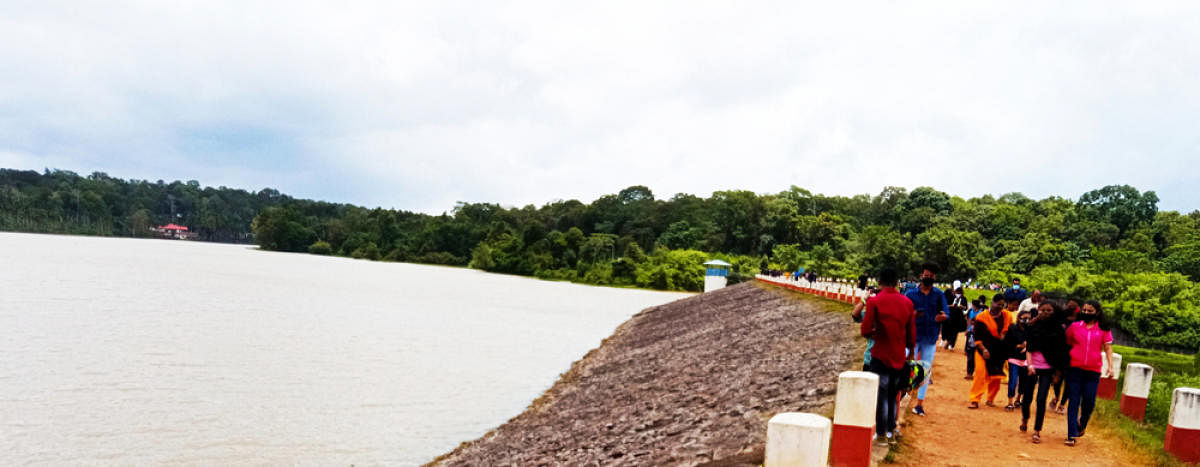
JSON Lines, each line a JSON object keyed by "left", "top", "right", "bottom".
{"left": 5, "top": 167, "right": 1200, "bottom": 348}
{"left": 0, "top": 168, "right": 280, "bottom": 242}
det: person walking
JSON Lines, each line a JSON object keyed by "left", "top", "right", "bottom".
{"left": 942, "top": 287, "right": 968, "bottom": 350}
{"left": 1006, "top": 278, "right": 1029, "bottom": 303}
{"left": 861, "top": 268, "right": 916, "bottom": 445}
{"left": 1050, "top": 297, "right": 1082, "bottom": 414}
{"left": 963, "top": 299, "right": 985, "bottom": 379}
{"left": 1019, "top": 289, "right": 1044, "bottom": 314}
{"left": 1064, "top": 300, "right": 1115, "bottom": 446}
{"left": 1002, "top": 299, "right": 1023, "bottom": 408}
{"left": 851, "top": 275, "right": 878, "bottom": 371}
{"left": 1004, "top": 309, "right": 1033, "bottom": 411}
{"left": 968, "top": 294, "right": 1011, "bottom": 409}
{"left": 1024, "top": 300, "right": 1069, "bottom": 444}
{"left": 906, "top": 262, "right": 948, "bottom": 417}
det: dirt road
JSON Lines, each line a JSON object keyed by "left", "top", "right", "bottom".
{"left": 891, "top": 334, "right": 1154, "bottom": 466}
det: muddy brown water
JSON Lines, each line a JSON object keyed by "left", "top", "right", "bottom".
{"left": 0, "top": 232, "right": 690, "bottom": 465}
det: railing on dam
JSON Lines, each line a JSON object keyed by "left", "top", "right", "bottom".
{"left": 754, "top": 274, "right": 866, "bottom": 306}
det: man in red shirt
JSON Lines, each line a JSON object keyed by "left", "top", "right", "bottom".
{"left": 861, "top": 268, "right": 917, "bottom": 444}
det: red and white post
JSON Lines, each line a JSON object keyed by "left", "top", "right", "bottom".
{"left": 1166, "top": 387, "right": 1200, "bottom": 463}
{"left": 830, "top": 371, "right": 878, "bottom": 467}
{"left": 766, "top": 412, "right": 831, "bottom": 467}
{"left": 1120, "top": 363, "right": 1153, "bottom": 422}
{"left": 1098, "top": 353, "right": 1123, "bottom": 399}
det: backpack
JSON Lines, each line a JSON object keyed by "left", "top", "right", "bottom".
{"left": 903, "top": 359, "right": 927, "bottom": 392}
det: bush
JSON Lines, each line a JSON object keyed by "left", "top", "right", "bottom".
{"left": 351, "top": 241, "right": 380, "bottom": 260}
{"left": 1146, "top": 372, "right": 1200, "bottom": 427}
{"left": 634, "top": 248, "right": 707, "bottom": 291}
{"left": 307, "top": 240, "right": 333, "bottom": 255}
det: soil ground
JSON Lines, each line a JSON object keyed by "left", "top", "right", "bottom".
{"left": 890, "top": 333, "right": 1156, "bottom": 466}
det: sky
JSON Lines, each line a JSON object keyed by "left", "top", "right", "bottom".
{"left": 2, "top": 2, "right": 1198, "bottom": 214}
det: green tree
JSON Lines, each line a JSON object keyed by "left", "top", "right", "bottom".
{"left": 848, "top": 225, "right": 917, "bottom": 275}
{"left": 771, "top": 243, "right": 809, "bottom": 271}
{"left": 1163, "top": 241, "right": 1200, "bottom": 281}
{"left": 1077, "top": 185, "right": 1159, "bottom": 236}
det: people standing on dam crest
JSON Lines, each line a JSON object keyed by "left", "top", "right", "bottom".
{"left": 969, "top": 294, "right": 1012, "bottom": 409}
{"left": 905, "top": 262, "right": 948, "bottom": 417}
{"left": 860, "top": 268, "right": 916, "bottom": 445}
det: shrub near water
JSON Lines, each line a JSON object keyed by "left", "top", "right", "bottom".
{"left": 308, "top": 240, "right": 333, "bottom": 255}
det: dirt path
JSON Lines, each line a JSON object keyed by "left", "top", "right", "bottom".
{"left": 890, "top": 334, "right": 1154, "bottom": 466}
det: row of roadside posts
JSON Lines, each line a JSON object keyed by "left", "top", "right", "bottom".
{"left": 754, "top": 274, "right": 1200, "bottom": 466}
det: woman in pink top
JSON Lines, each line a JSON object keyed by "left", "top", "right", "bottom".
{"left": 1063, "top": 300, "right": 1114, "bottom": 447}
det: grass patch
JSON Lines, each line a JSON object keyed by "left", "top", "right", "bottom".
{"left": 1095, "top": 399, "right": 1184, "bottom": 466}
{"left": 1112, "top": 345, "right": 1200, "bottom": 429}
{"left": 1090, "top": 345, "right": 1199, "bottom": 465}
{"left": 1115, "top": 344, "right": 1194, "bottom": 375}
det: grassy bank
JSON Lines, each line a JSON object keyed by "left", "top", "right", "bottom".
{"left": 1095, "top": 345, "right": 1198, "bottom": 465}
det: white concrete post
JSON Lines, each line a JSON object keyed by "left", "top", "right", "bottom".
{"left": 766, "top": 412, "right": 831, "bottom": 467}
{"left": 1166, "top": 387, "right": 1200, "bottom": 462}
{"left": 1101, "top": 352, "right": 1124, "bottom": 379}
{"left": 831, "top": 371, "right": 878, "bottom": 467}
{"left": 1099, "top": 353, "right": 1123, "bottom": 399}
{"left": 1121, "top": 363, "right": 1153, "bottom": 421}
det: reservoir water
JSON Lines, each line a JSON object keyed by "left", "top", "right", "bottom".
{"left": 0, "top": 232, "right": 690, "bottom": 465}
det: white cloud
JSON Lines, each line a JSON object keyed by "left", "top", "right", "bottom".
{"left": 1, "top": 1, "right": 1198, "bottom": 213}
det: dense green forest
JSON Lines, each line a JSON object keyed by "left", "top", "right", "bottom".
{"left": 0, "top": 168, "right": 288, "bottom": 242}
{"left": 4, "top": 167, "right": 1200, "bottom": 349}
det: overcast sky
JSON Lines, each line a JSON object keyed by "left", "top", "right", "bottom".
{"left": 2, "top": 2, "right": 1198, "bottom": 214}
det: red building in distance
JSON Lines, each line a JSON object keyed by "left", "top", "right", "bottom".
{"left": 152, "top": 223, "right": 198, "bottom": 240}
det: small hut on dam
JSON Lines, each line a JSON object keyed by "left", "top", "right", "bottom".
{"left": 703, "top": 259, "right": 731, "bottom": 292}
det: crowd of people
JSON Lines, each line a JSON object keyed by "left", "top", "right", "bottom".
{"left": 852, "top": 262, "right": 1115, "bottom": 447}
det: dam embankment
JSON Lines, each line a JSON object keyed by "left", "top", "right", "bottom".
{"left": 430, "top": 281, "right": 862, "bottom": 466}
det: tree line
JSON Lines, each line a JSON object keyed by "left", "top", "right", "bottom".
{"left": 3, "top": 167, "right": 1200, "bottom": 348}
{"left": 0, "top": 168, "right": 288, "bottom": 242}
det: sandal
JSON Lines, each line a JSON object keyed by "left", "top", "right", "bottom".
{"left": 986, "top": 401, "right": 996, "bottom": 407}
{"left": 1064, "top": 437, "right": 1076, "bottom": 447}
{"left": 968, "top": 402, "right": 979, "bottom": 409}
{"left": 1020, "top": 421, "right": 1028, "bottom": 432}
{"left": 1077, "top": 429, "right": 1085, "bottom": 438}
{"left": 1005, "top": 403, "right": 1015, "bottom": 411}
{"left": 1032, "top": 432, "right": 1041, "bottom": 444}
{"left": 1055, "top": 405, "right": 1066, "bottom": 415}
{"left": 1049, "top": 396, "right": 1058, "bottom": 407}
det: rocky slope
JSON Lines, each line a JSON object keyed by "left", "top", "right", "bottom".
{"left": 430, "top": 281, "right": 862, "bottom": 466}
